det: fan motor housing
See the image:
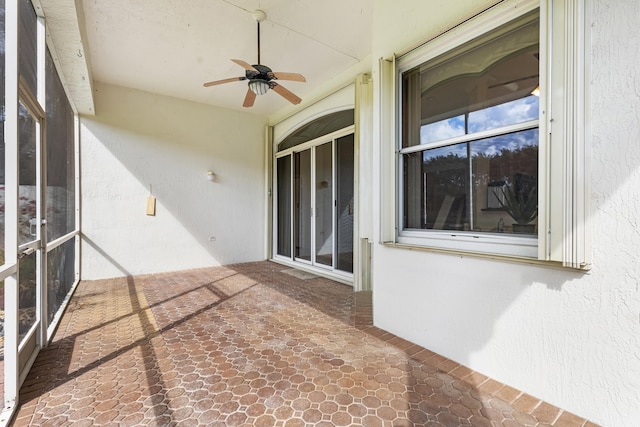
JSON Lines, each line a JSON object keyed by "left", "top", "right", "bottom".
{"left": 246, "top": 64, "right": 274, "bottom": 81}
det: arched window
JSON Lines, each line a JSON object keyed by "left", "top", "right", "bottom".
{"left": 278, "top": 109, "right": 354, "bottom": 151}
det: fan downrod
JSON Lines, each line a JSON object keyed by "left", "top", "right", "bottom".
{"left": 253, "top": 10, "right": 266, "bottom": 65}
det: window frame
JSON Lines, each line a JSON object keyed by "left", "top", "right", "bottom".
{"left": 381, "top": 0, "right": 590, "bottom": 269}
{"left": 394, "top": 2, "right": 542, "bottom": 258}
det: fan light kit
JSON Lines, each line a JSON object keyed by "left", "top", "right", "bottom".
{"left": 249, "top": 79, "right": 270, "bottom": 95}
{"left": 203, "top": 10, "right": 306, "bottom": 107}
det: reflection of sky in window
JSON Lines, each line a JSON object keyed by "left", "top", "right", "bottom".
{"left": 420, "top": 95, "right": 539, "bottom": 145}
{"left": 420, "top": 115, "right": 465, "bottom": 144}
{"left": 422, "top": 128, "right": 538, "bottom": 161}
{"left": 468, "top": 95, "right": 539, "bottom": 133}
{"left": 471, "top": 129, "right": 539, "bottom": 157}
{"left": 423, "top": 142, "right": 467, "bottom": 162}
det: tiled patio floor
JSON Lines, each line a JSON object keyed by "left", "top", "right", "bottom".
{"left": 10, "top": 261, "right": 596, "bottom": 426}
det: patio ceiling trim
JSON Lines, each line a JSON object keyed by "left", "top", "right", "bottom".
{"left": 35, "top": 0, "right": 95, "bottom": 115}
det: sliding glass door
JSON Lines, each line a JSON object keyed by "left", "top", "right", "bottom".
{"left": 276, "top": 156, "right": 292, "bottom": 258}
{"left": 275, "top": 130, "right": 354, "bottom": 275}
{"left": 314, "top": 142, "right": 333, "bottom": 267}
{"left": 294, "top": 150, "right": 312, "bottom": 262}
{"left": 335, "top": 134, "right": 354, "bottom": 273}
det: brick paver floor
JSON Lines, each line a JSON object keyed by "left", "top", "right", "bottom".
{"left": 10, "top": 261, "right": 596, "bottom": 426}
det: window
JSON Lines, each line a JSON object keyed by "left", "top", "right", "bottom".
{"left": 398, "top": 10, "right": 540, "bottom": 257}
{"left": 386, "top": 0, "right": 590, "bottom": 267}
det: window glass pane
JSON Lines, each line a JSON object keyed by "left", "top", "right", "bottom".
{"left": 336, "top": 134, "right": 354, "bottom": 273}
{"left": 46, "top": 48, "right": 76, "bottom": 241}
{"left": 19, "top": 102, "right": 37, "bottom": 246}
{"left": 404, "top": 143, "right": 469, "bottom": 230}
{"left": 19, "top": 0, "right": 37, "bottom": 95}
{"left": 294, "top": 150, "right": 311, "bottom": 261}
{"left": 471, "top": 129, "right": 538, "bottom": 234}
{"left": 279, "top": 110, "right": 354, "bottom": 152}
{"left": 402, "top": 18, "right": 539, "bottom": 148}
{"left": 403, "top": 130, "right": 539, "bottom": 235}
{"left": 47, "top": 238, "right": 75, "bottom": 324}
{"left": 315, "top": 142, "right": 333, "bottom": 267}
{"left": 468, "top": 96, "right": 539, "bottom": 133}
{"left": 276, "top": 156, "right": 291, "bottom": 257}
{"left": 419, "top": 115, "right": 466, "bottom": 145}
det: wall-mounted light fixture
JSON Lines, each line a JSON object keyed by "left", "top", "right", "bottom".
{"left": 207, "top": 171, "right": 216, "bottom": 182}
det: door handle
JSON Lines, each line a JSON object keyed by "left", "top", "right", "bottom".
{"left": 18, "top": 247, "right": 36, "bottom": 259}
{"left": 29, "top": 218, "right": 46, "bottom": 236}
{"left": 29, "top": 218, "right": 38, "bottom": 236}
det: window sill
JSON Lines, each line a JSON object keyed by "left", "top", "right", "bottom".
{"left": 398, "top": 230, "right": 537, "bottom": 258}
{"left": 380, "top": 240, "right": 591, "bottom": 272}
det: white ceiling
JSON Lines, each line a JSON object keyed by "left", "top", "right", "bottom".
{"left": 76, "top": 0, "right": 373, "bottom": 116}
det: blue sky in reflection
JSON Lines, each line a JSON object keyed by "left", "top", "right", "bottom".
{"left": 420, "top": 95, "right": 539, "bottom": 150}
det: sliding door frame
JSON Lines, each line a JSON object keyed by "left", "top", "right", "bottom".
{"left": 273, "top": 125, "right": 355, "bottom": 283}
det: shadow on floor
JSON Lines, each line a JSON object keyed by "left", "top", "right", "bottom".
{"left": 10, "top": 261, "right": 595, "bottom": 426}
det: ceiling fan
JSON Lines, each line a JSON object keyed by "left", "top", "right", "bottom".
{"left": 203, "top": 10, "right": 306, "bottom": 108}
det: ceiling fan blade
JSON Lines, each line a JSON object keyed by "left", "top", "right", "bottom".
{"left": 272, "top": 72, "right": 306, "bottom": 82}
{"left": 271, "top": 83, "right": 301, "bottom": 105}
{"left": 243, "top": 88, "right": 257, "bottom": 108}
{"left": 203, "top": 76, "right": 246, "bottom": 87}
{"left": 231, "top": 59, "right": 258, "bottom": 72}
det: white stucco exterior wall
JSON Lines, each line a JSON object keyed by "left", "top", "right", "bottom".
{"left": 80, "top": 82, "right": 267, "bottom": 280}
{"left": 369, "top": 1, "right": 640, "bottom": 425}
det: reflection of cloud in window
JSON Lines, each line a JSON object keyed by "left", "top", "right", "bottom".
{"left": 469, "top": 96, "right": 539, "bottom": 133}
{"left": 471, "top": 129, "right": 539, "bottom": 157}
{"left": 420, "top": 115, "right": 465, "bottom": 144}
{"left": 424, "top": 142, "right": 467, "bottom": 161}
{"left": 419, "top": 96, "right": 539, "bottom": 146}
{"left": 423, "top": 130, "right": 539, "bottom": 161}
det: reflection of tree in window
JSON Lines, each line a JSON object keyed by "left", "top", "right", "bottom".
{"left": 423, "top": 149, "right": 468, "bottom": 230}
{"left": 404, "top": 131, "right": 538, "bottom": 233}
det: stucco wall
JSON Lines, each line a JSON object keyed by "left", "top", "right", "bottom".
{"left": 370, "top": 0, "right": 640, "bottom": 425}
{"left": 80, "top": 82, "right": 267, "bottom": 280}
